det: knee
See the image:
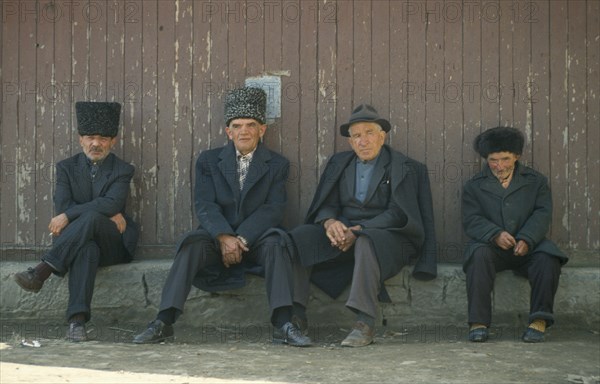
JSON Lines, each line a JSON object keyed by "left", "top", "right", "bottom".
{"left": 81, "top": 241, "right": 100, "bottom": 263}
{"left": 532, "top": 253, "right": 562, "bottom": 275}
{"left": 77, "top": 211, "right": 106, "bottom": 226}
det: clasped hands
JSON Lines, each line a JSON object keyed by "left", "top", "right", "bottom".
{"left": 494, "top": 231, "right": 529, "bottom": 256}
{"left": 323, "top": 218, "right": 362, "bottom": 252}
{"left": 217, "top": 234, "right": 249, "bottom": 268}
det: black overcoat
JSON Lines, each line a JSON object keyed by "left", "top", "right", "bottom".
{"left": 462, "top": 162, "right": 567, "bottom": 271}
{"left": 54, "top": 152, "right": 138, "bottom": 257}
{"left": 186, "top": 141, "right": 290, "bottom": 290}
{"left": 289, "top": 145, "right": 437, "bottom": 298}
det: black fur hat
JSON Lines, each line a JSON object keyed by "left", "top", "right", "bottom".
{"left": 474, "top": 127, "right": 525, "bottom": 158}
{"left": 224, "top": 87, "right": 267, "bottom": 126}
{"left": 76, "top": 102, "right": 121, "bottom": 137}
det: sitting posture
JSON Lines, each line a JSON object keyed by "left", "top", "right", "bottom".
{"left": 14, "top": 102, "right": 138, "bottom": 342}
{"left": 288, "top": 104, "right": 437, "bottom": 347}
{"left": 133, "top": 87, "right": 311, "bottom": 347}
{"left": 462, "top": 127, "right": 567, "bottom": 343}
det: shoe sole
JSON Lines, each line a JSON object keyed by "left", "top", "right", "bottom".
{"left": 272, "top": 338, "right": 312, "bottom": 347}
{"left": 133, "top": 335, "right": 174, "bottom": 344}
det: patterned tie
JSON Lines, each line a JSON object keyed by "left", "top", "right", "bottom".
{"left": 238, "top": 154, "right": 251, "bottom": 190}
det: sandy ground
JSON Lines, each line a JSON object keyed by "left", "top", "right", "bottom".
{"left": 0, "top": 323, "right": 599, "bottom": 384}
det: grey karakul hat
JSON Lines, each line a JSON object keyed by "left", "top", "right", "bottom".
{"left": 224, "top": 87, "right": 267, "bottom": 125}
{"left": 76, "top": 102, "right": 121, "bottom": 137}
{"left": 474, "top": 127, "right": 524, "bottom": 158}
{"left": 340, "top": 104, "right": 391, "bottom": 137}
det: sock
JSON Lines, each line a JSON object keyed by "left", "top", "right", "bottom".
{"left": 470, "top": 323, "right": 487, "bottom": 331}
{"left": 157, "top": 308, "right": 177, "bottom": 326}
{"left": 68, "top": 313, "right": 85, "bottom": 324}
{"left": 293, "top": 302, "right": 307, "bottom": 320}
{"left": 528, "top": 319, "right": 546, "bottom": 333}
{"left": 34, "top": 261, "right": 54, "bottom": 281}
{"left": 357, "top": 311, "right": 375, "bottom": 328}
{"left": 271, "top": 306, "right": 293, "bottom": 328}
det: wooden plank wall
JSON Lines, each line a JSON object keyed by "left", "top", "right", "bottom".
{"left": 1, "top": 0, "right": 598, "bottom": 262}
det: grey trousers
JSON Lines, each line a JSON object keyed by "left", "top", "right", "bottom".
{"left": 158, "top": 230, "right": 308, "bottom": 323}
{"left": 345, "top": 236, "right": 381, "bottom": 319}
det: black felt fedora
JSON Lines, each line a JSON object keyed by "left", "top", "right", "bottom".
{"left": 340, "top": 104, "right": 391, "bottom": 137}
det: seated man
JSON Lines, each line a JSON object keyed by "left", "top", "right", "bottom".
{"left": 288, "top": 104, "right": 437, "bottom": 347}
{"left": 14, "top": 102, "right": 138, "bottom": 342}
{"left": 133, "top": 87, "right": 311, "bottom": 347}
{"left": 462, "top": 127, "right": 567, "bottom": 343}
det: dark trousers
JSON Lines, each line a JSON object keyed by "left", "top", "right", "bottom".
{"left": 465, "top": 245, "right": 561, "bottom": 327}
{"left": 158, "top": 230, "right": 307, "bottom": 324}
{"left": 42, "top": 211, "right": 130, "bottom": 322}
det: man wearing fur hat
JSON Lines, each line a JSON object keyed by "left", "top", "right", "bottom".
{"left": 287, "top": 104, "right": 437, "bottom": 347}
{"left": 463, "top": 127, "right": 567, "bottom": 343}
{"left": 133, "top": 87, "right": 311, "bottom": 347}
{"left": 13, "top": 102, "right": 138, "bottom": 342}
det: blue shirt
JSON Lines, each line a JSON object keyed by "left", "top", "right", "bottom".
{"left": 354, "top": 155, "right": 379, "bottom": 202}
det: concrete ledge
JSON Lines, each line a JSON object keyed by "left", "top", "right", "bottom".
{"left": 1, "top": 261, "right": 598, "bottom": 329}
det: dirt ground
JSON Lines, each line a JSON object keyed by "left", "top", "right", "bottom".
{"left": 0, "top": 322, "right": 599, "bottom": 384}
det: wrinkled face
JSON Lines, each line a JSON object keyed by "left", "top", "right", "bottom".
{"left": 487, "top": 151, "right": 520, "bottom": 181}
{"left": 79, "top": 135, "right": 116, "bottom": 162}
{"left": 347, "top": 122, "right": 386, "bottom": 162}
{"left": 226, "top": 118, "right": 266, "bottom": 155}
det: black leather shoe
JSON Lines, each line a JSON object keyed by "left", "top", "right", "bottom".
{"left": 522, "top": 327, "right": 545, "bottom": 343}
{"left": 66, "top": 322, "right": 87, "bottom": 342}
{"left": 273, "top": 322, "right": 312, "bottom": 347}
{"left": 14, "top": 268, "right": 44, "bottom": 293}
{"left": 468, "top": 327, "right": 489, "bottom": 342}
{"left": 291, "top": 314, "right": 309, "bottom": 336}
{"left": 133, "top": 319, "right": 174, "bottom": 344}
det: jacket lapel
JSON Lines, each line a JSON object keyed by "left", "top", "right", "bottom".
{"left": 92, "top": 153, "right": 114, "bottom": 198}
{"left": 217, "top": 142, "right": 241, "bottom": 198}
{"left": 240, "top": 143, "right": 271, "bottom": 200}
{"left": 364, "top": 147, "right": 390, "bottom": 203}
{"left": 343, "top": 157, "right": 356, "bottom": 199}
{"left": 76, "top": 153, "right": 93, "bottom": 201}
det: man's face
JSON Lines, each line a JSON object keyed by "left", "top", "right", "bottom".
{"left": 79, "top": 135, "right": 116, "bottom": 162}
{"left": 226, "top": 118, "right": 266, "bottom": 155}
{"left": 347, "top": 122, "right": 386, "bottom": 162}
{"left": 486, "top": 151, "right": 520, "bottom": 181}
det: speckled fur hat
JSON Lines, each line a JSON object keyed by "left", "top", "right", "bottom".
{"left": 474, "top": 127, "right": 525, "bottom": 158}
{"left": 224, "top": 87, "right": 267, "bottom": 126}
{"left": 75, "top": 102, "right": 121, "bottom": 137}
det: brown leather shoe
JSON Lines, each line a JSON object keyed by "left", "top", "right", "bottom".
{"left": 14, "top": 268, "right": 44, "bottom": 293}
{"left": 341, "top": 321, "right": 374, "bottom": 347}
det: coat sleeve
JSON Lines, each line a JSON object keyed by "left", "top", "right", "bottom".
{"left": 411, "top": 162, "right": 437, "bottom": 280}
{"left": 235, "top": 159, "right": 289, "bottom": 245}
{"left": 57, "top": 161, "right": 134, "bottom": 221}
{"left": 194, "top": 152, "right": 236, "bottom": 238}
{"left": 515, "top": 176, "right": 552, "bottom": 249}
{"left": 461, "top": 179, "right": 503, "bottom": 243}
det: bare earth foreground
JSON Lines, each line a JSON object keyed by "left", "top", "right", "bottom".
{"left": 0, "top": 323, "right": 598, "bottom": 384}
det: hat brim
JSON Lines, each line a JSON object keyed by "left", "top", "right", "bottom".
{"left": 340, "top": 118, "right": 391, "bottom": 137}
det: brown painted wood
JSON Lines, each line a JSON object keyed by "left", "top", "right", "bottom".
{"left": 0, "top": 0, "right": 598, "bottom": 259}
{"left": 549, "top": 0, "right": 570, "bottom": 248}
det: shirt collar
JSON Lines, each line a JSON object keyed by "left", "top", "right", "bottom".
{"left": 236, "top": 148, "right": 256, "bottom": 162}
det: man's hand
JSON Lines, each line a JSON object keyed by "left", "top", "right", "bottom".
{"left": 217, "top": 234, "right": 248, "bottom": 268}
{"left": 324, "top": 219, "right": 348, "bottom": 249}
{"left": 110, "top": 213, "right": 127, "bottom": 234}
{"left": 48, "top": 213, "right": 69, "bottom": 236}
{"left": 494, "top": 231, "right": 517, "bottom": 250}
{"left": 513, "top": 240, "right": 529, "bottom": 256}
{"left": 337, "top": 225, "right": 361, "bottom": 252}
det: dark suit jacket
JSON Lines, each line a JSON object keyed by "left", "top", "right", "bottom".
{"left": 462, "top": 162, "right": 567, "bottom": 270}
{"left": 54, "top": 152, "right": 138, "bottom": 257}
{"left": 193, "top": 141, "right": 289, "bottom": 245}
{"left": 187, "top": 141, "right": 289, "bottom": 291}
{"left": 289, "top": 145, "right": 437, "bottom": 298}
